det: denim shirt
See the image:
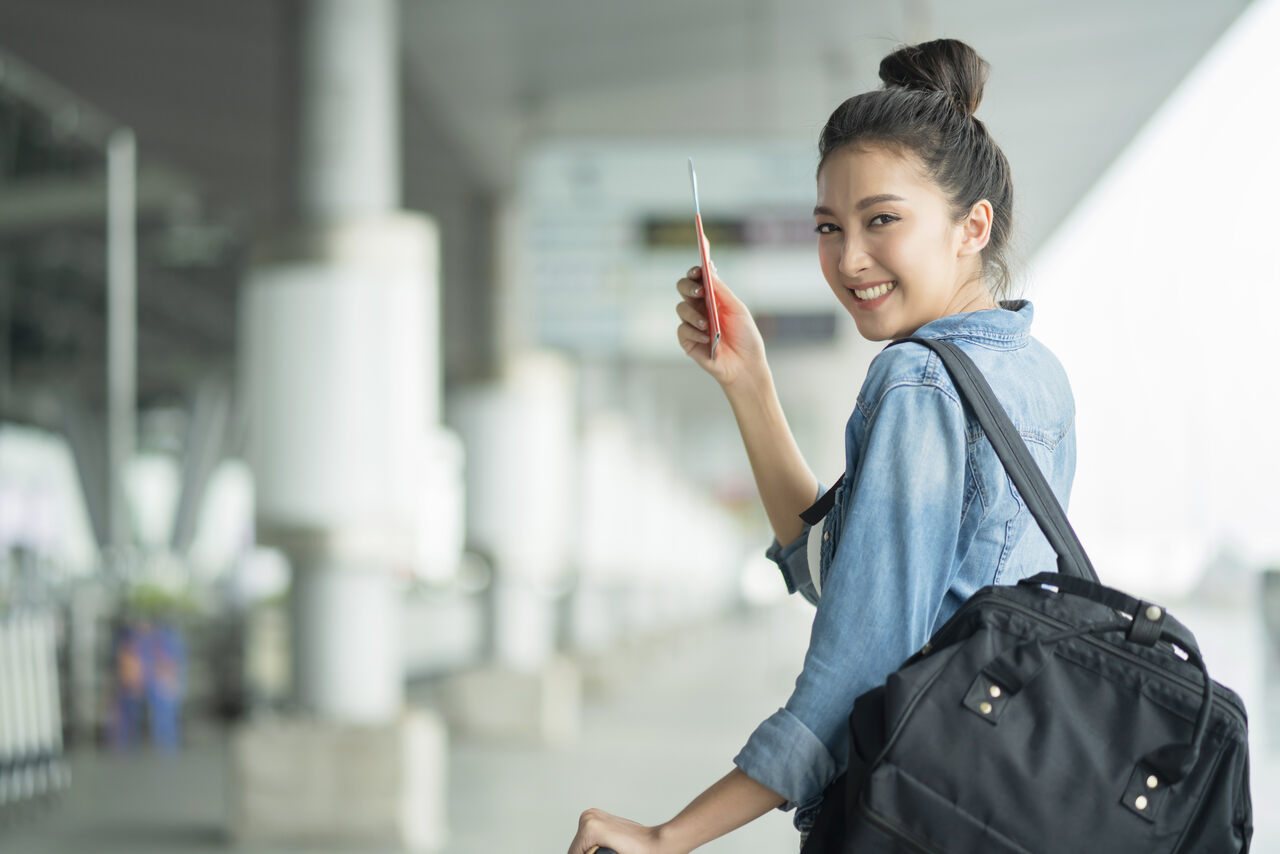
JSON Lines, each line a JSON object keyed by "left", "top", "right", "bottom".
{"left": 732, "top": 300, "right": 1075, "bottom": 830}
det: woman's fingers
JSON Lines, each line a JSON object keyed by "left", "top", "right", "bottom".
{"left": 675, "top": 271, "right": 725, "bottom": 358}
{"left": 675, "top": 299, "right": 708, "bottom": 330}
{"left": 677, "top": 322, "right": 711, "bottom": 351}
{"left": 571, "top": 808, "right": 656, "bottom": 854}
{"left": 677, "top": 272, "right": 704, "bottom": 299}
{"left": 573, "top": 809, "right": 618, "bottom": 854}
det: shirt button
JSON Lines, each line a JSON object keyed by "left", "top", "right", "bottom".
{"left": 823, "top": 531, "right": 830, "bottom": 542}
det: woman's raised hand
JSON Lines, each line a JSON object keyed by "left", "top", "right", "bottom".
{"left": 675, "top": 265, "right": 767, "bottom": 389}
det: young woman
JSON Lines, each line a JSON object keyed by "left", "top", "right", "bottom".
{"left": 568, "top": 38, "right": 1075, "bottom": 854}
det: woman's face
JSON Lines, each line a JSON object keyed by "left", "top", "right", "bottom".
{"left": 814, "top": 145, "right": 994, "bottom": 342}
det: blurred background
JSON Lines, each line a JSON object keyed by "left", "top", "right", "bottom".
{"left": 0, "top": 0, "right": 1276, "bottom": 851}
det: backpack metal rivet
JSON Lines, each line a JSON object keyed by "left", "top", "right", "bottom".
{"left": 979, "top": 702, "right": 993, "bottom": 715}
{"left": 1135, "top": 795, "right": 1149, "bottom": 811}
{"left": 1146, "top": 775, "right": 1158, "bottom": 789}
{"left": 988, "top": 685, "right": 1002, "bottom": 699}
{"left": 1145, "top": 605, "right": 1163, "bottom": 621}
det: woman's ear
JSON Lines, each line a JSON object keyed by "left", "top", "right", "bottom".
{"left": 957, "top": 199, "right": 993, "bottom": 258}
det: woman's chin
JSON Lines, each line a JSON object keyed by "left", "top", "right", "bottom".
{"left": 850, "top": 311, "right": 898, "bottom": 343}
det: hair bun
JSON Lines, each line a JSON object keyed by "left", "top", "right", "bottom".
{"left": 878, "top": 38, "right": 989, "bottom": 117}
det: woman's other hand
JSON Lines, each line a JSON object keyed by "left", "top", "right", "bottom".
{"left": 567, "top": 808, "right": 670, "bottom": 854}
{"left": 675, "top": 265, "right": 767, "bottom": 390}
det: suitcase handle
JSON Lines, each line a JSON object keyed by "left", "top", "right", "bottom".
{"left": 979, "top": 616, "right": 1213, "bottom": 784}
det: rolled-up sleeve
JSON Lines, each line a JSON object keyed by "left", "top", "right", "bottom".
{"left": 736, "top": 382, "right": 968, "bottom": 811}
{"left": 764, "top": 534, "right": 807, "bottom": 595}
{"left": 732, "top": 707, "right": 836, "bottom": 812}
{"left": 764, "top": 484, "right": 825, "bottom": 604}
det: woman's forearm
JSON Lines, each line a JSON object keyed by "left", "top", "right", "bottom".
{"left": 657, "top": 768, "right": 786, "bottom": 854}
{"left": 724, "top": 369, "right": 819, "bottom": 547}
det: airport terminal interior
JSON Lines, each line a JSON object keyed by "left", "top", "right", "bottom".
{"left": 1, "top": 0, "right": 1278, "bottom": 851}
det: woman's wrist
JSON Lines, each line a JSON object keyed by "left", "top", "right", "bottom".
{"left": 719, "top": 356, "right": 774, "bottom": 404}
{"left": 648, "top": 768, "right": 787, "bottom": 854}
{"left": 653, "top": 818, "right": 695, "bottom": 854}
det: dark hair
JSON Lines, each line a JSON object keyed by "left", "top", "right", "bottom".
{"left": 818, "top": 39, "right": 1016, "bottom": 299}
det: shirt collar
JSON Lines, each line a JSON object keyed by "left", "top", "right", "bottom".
{"left": 898, "top": 299, "right": 1033, "bottom": 349}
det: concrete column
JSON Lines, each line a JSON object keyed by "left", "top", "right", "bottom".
{"left": 298, "top": 0, "right": 399, "bottom": 220}
{"left": 442, "top": 353, "right": 584, "bottom": 745}
{"left": 105, "top": 128, "right": 137, "bottom": 552}
{"left": 234, "top": 2, "right": 452, "bottom": 847}
{"left": 244, "top": 0, "right": 437, "bottom": 724}
{"left": 449, "top": 352, "right": 576, "bottom": 671}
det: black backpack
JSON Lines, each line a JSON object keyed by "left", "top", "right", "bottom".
{"left": 801, "top": 338, "right": 1251, "bottom": 854}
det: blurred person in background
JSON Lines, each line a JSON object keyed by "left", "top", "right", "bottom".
{"left": 109, "top": 621, "right": 146, "bottom": 750}
{"left": 570, "top": 38, "right": 1076, "bottom": 853}
{"left": 141, "top": 619, "right": 186, "bottom": 751}
{"left": 108, "top": 605, "right": 188, "bottom": 751}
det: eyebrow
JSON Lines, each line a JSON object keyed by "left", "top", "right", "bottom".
{"left": 813, "top": 194, "right": 907, "bottom": 216}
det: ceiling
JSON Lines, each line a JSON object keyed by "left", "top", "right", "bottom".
{"left": 401, "top": 0, "right": 1251, "bottom": 246}
{"left": 0, "top": 0, "right": 1257, "bottom": 429}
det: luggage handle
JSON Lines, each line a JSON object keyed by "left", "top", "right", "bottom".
{"left": 892, "top": 338, "right": 1099, "bottom": 583}
{"left": 977, "top": 617, "right": 1214, "bottom": 784}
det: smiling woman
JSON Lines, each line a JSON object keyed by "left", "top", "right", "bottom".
{"left": 570, "top": 38, "right": 1078, "bottom": 854}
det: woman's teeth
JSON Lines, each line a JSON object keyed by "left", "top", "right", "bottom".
{"left": 854, "top": 281, "right": 896, "bottom": 300}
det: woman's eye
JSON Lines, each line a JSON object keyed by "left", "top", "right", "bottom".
{"left": 814, "top": 222, "right": 839, "bottom": 235}
{"left": 869, "top": 214, "right": 898, "bottom": 227}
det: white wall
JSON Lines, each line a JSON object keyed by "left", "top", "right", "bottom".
{"left": 1028, "top": 0, "right": 1280, "bottom": 596}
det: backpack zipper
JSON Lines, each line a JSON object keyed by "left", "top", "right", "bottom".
{"left": 933, "top": 593, "right": 1248, "bottom": 725}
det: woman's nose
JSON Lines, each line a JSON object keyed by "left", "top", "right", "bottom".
{"left": 839, "top": 237, "right": 871, "bottom": 277}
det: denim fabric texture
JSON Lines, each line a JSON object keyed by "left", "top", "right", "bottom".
{"left": 732, "top": 300, "right": 1076, "bottom": 831}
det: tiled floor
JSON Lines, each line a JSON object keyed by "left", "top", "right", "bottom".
{"left": 2, "top": 594, "right": 1276, "bottom": 853}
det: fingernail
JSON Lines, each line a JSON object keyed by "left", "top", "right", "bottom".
{"left": 692, "top": 286, "right": 702, "bottom": 297}
{"left": 697, "top": 318, "right": 707, "bottom": 330}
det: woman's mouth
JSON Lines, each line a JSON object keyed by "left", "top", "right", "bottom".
{"left": 850, "top": 280, "right": 896, "bottom": 308}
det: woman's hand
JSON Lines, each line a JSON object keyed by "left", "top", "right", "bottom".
{"left": 675, "top": 265, "right": 768, "bottom": 390}
{"left": 567, "top": 808, "right": 671, "bottom": 854}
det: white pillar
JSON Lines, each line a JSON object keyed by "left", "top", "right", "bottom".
{"left": 291, "top": 559, "right": 402, "bottom": 721}
{"left": 233, "top": 4, "right": 451, "bottom": 847}
{"left": 105, "top": 128, "right": 136, "bottom": 552}
{"left": 298, "top": 0, "right": 399, "bottom": 220}
{"left": 449, "top": 353, "right": 576, "bottom": 671}
{"left": 242, "top": 0, "right": 440, "bottom": 725}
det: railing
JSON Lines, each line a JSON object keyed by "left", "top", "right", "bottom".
{"left": 0, "top": 608, "right": 70, "bottom": 814}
